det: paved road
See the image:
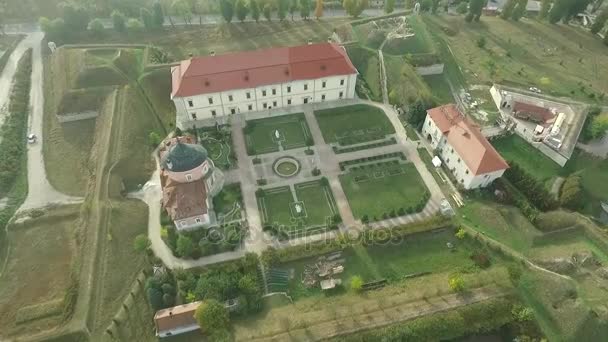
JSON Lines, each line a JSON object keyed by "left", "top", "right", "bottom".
{"left": 0, "top": 37, "right": 31, "bottom": 129}
{"left": 18, "top": 33, "right": 82, "bottom": 211}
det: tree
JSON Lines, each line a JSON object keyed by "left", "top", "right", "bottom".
{"left": 421, "top": 0, "right": 432, "bottom": 11}
{"left": 448, "top": 273, "right": 465, "bottom": 292}
{"left": 263, "top": 3, "right": 272, "bottom": 21}
{"left": 467, "top": 0, "right": 485, "bottom": 21}
{"left": 141, "top": 8, "right": 154, "bottom": 29}
{"left": 476, "top": 36, "right": 486, "bottom": 48}
{"left": 591, "top": 7, "right": 608, "bottom": 34}
{"left": 194, "top": 299, "right": 230, "bottom": 338}
{"left": 251, "top": 0, "right": 261, "bottom": 22}
{"left": 236, "top": 0, "right": 249, "bottom": 22}
{"left": 147, "top": 287, "right": 164, "bottom": 310}
{"left": 149, "top": 132, "right": 161, "bottom": 147}
{"left": 152, "top": 1, "right": 165, "bottom": 28}
{"left": 343, "top": 0, "right": 368, "bottom": 18}
{"left": 40, "top": 17, "right": 67, "bottom": 41}
{"left": 176, "top": 234, "right": 195, "bottom": 257}
{"left": 289, "top": 0, "right": 299, "bottom": 20}
{"left": 220, "top": 0, "right": 235, "bottom": 23}
{"left": 88, "top": 18, "right": 105, "bottom": 36}
{"left": 407, "top": 100, "right": 429, "bottom": 126}
{"left": 111, "top": 10, "right": 126, "bottom": 32}
{"left": 405, "top": 0, "right": 415, "bottom": 9}
{"left": 300, "top": 0, "right": 311, "bottom": 19}
{"left": 455, "top": 228, "right": 465, "bottom": 239}
{"left": 590, "top": 113, "right": 608, "bottom": 139}
{"left": 538, "top": 0, "right": 551, "bottom": 19}
{"left": 60, "top": 3, "right": 90, "bottom": 32}
{"left": 501, "top": 0, "right": 518, "bottom": 19}
{"left": 315, "top": 0, "right": 324, "bottom": 19}
{"left": 456, "top": 2, "right": 468, "bottom": 14}
{"left": 350, "top": 275, "right": 363, "bottom": 292}
{"left": 507, "top": 263, "right": 523, "bottom": 284}
{"left": 511, "top": 0, "right": 528, "bottom": 21}
{"left": 261, "top": 247, "right": 279, "bottom": 266}
{"left": 385, "top": 0, "right": 395, "bottom": 13}
{"left": 278, "top": 0, "right": 289, "bottom": 21}
{"left": 431, "top": 0, "right": 440, "bottom": 14}
{"left": 133, "top": 234, "right": 151, "bottom": 252}
{"left": 172, "top": 0, "right": 193, "bottom": 25}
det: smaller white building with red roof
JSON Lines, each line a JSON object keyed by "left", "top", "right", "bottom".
{"left": 422, "top": 104, "right": 509, "bottom": 189}
{"left": 171, "top": 42, "right": 358, "bottom": 129}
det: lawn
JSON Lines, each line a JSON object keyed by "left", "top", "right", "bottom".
{"left": 385, "top": 55, "right": 433, "bottom": 106}
{"left": 460, "top": 200, "right": 542, "bottom": 254}
{"left": 139, "top": 67, "right": 176, "bottom": 130}
{"left": 339, "top": 162, "right": 429, "bottom": 220}
{"left": 528, "top": 228, "right": 608, "bottom": 263}
{"left": 244, "top": 113, "right": 312, "bottom": 155}
{"left": 257, "top": 180, "right": 338, "bottom": 238}
{"left": 423, "top": 73, "right": 454, "bottom": 105}
{"left": 93, "top": 199, "right": 149, "bottom": 334}
{"left": 314, "top": 104, "right": 395, "bottom": 145}
{"left": 0, "top": 205, "right": 79, "bottom": 336}
{"left": 424, "top": 15, "right": 608, "bottom": 104}
{"left": 563, "top": 150, "right": 608, "bottom": 203}
{"left": 491, "top": 134, "right": 561, "bottom": 185}
{"left": 213, "top": 183, "right": 243, "bottom": 223}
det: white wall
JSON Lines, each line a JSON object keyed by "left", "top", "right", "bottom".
{"left": 158, "top": 323, "right": 200, "bottom": 338}
{"left": 173, "top": 73, "right": 357, "bottom": 128}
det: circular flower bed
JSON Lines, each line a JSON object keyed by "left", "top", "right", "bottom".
{"left": 273, "top": 156, "right": 301, "bottom": 178}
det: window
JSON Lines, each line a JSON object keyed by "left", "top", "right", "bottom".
{"left": 484, "top": 174, "right": 489, "bottom": 179}
{"left": 273, "top": 101, "right": 277, "bottom": 107}
{"left": 246, "top": 92, "right": 251, "bottom": 99}
{"left": 465, "top": 170, "right": 469, "bottom": 175}
{"left": 195, "top": 218, "right": 201, "bottom": 224}
{"left": 322, "top": 81, "right": 326, "bottom": 88}
{"left": 191, "top": 113, "right": 197, "bottom": 120}
{"left": 262, "top": 90, "right": 267, "bottom": 96}
{"left": 228, "top": 95, "right": 233, "bottom": 102}
{"left": 451, "top": 148, "right": 454, "bottom": 154}
{"left": 248, "top": 104, "right": 253, "bottom": 111}
{"left": 263, "top": 103, "right": 268, "bottom": 109}
{"left": 457, "top": 158, "right": 461, "bottom": 163}
{"left": 460, "top": 179, "right": 464, "bottom": 183}
{"left": 304, "top": 84, "right": 308, "bottom": 91}
{"left": 340, "top": 79, "right": 345, "bottom": 86}
{"left": 188, "top": 100, "right": 194, "bottom": 107}
{"left": 186, "top": 174, "right": 192, "bottom": 181}
{"left": 321, "top": 94, "right": 326, "bottom": 100}
{"left": 211, "top": 110, "right": 216, "bottom": 116}
{"left": 303, "top": 97, "right": 309, "bottom": 104}
{"left": 287, "top": 99, "right": 292, "bottom": 105}
{"left": 446, "top": 158, "right": 450, "bottom": 163}
{"left": 272, "top": 88, "right": 276, "bottom": 95}
{"left": 287, "top": 86, "right": 291, "bottom": 93}
{"left": 339, "top": 91, "right": 343, "bottom": 98}
{"left": 207, "top": 97, "right": 213, "bottom": 105}
{"left": 230, "top": 108, "right": 236, "bottom": 114}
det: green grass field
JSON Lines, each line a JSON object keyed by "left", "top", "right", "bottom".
{"left": 339, "top": 162, "right": 429, "bottom": 220}
{"left": 385, "top": 55, "right": 433, "bottom": 105}
{"left": 257, "top": 180, "right": 338, "bottom": 237}
{"left": 314, "top": 104, "right": 395, "bottom": 145}
{"left": 423, "top": 74, "right": 454, "bottom": 105}
{"left": 425, "top": 15, "right": 608, "bottom": 104}
{"left": 345, "top": 46, "right": 383, "bottom": 101}
{"left": 460, "top": 200, "right": 542, "bottom": 253}
{"left": 0, "top": 206, "right": 79, "bottom": 335}
{"left": 244, "top": 113, "right": 312, "bottom": 155}
{"left": 213, "top": 183, "right": 243, "bottom": 223}
{"left": 563, "top": 150, "right": 608, "bottom": 202}
{"left": 491, "top": 135, "right": 561, "bottom": 185}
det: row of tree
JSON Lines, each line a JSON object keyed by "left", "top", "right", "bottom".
{"left": 504, "top": 162, "right": 558, "bottom": 211}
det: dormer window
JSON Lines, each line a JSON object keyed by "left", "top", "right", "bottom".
{"left": 186, "top": 174, "right": 192, "bottom": 181}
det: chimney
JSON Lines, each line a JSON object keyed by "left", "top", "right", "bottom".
{"left": 307, "top": 39, "right": 312, "bottom": 45}
{"left": 169, "top": 311, "right": 173, "bottom": 317}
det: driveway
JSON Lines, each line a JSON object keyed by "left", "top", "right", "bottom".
{"left": 18, "top": 33, "right": 82, "bottom": 211}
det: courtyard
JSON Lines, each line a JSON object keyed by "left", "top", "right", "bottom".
{"left": 244, "top": 113, "right": 313, "bottom": 155}
{"left": 314, "top": 104, "right": 395, "bottom": 145}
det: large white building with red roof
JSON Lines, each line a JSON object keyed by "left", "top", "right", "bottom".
{"left": 422, "top": 104, "right": 509, "bottom": 189}
{"left": 170, "top": 42, "right": 358, "bottom": 129}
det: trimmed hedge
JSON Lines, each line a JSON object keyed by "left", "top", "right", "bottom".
{"left": 334, "top": 137, "right": 397, "bottom": 154}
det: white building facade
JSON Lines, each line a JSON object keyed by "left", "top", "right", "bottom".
{"left": 423, "top": 104, "right": 509, "bottom": 189}
{"left": 171, "top": 43, "right": 358, "bottom": 129}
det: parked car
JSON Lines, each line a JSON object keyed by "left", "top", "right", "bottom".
{"left": 529, "top": 87, "right": 542, "bottom": 94}
{"left": 27, "top": 134, "right": 37, "bottom": 144}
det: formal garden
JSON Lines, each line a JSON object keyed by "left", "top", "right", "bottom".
{"left": 244, "top": 113, "right": 313, "bottom": 155}
{"left": 196, "top": 125, "right": 237, "bottom": 170}
{"left": 257, "top": 179, "right": 340, "bottom": 240}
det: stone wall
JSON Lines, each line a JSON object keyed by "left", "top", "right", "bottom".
{"left": 415, "top": 64, "right": 444, "bottom": 76}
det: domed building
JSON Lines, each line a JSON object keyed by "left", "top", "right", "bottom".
{"left": 159, "top": 136, "right": 224, "bottom": 231}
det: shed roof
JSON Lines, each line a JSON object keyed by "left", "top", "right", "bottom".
{"left": 154, "top": 301, "right": 201, "bottom": 334}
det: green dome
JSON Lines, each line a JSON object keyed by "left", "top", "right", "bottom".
{"left": 161, "top": 141, "right": 208, "bottom": 172}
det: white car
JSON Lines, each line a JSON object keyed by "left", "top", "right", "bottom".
{"left": 27, "top": 134, "right": 37, "bottom": 144}
{"left": 529, "top": 87, "right": 542, "bottom": 94}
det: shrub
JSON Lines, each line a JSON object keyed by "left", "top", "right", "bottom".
{"left": 176, "top": 235, "right": 195, "bottom": 257}
{"left": 455, "top": 228, "right": 466, "bottom": 239}
{"left": 470, "top": 250, "right": 491, "bottom": 268}
{"left": 88, "top": 18, "right": 105, "bottom": 36}
{"left": 560, "top": 174, "right": 584, "bottom": 210}
{"left": 476, "top": 36, "right": 486, "bottom": 48}
{"left": 448, "top": 273, "right": 465, "bottom": 292}
{"left": 256, "top": 178, "right": 267, "bottom": 186}
{"left": 456, "top": 2, "right": 468, "bottom": 14}
{"left": 133, "top": 234, "right": 151, "bottom": 252}
{"left": 350, "top": 275, "right": 363, "bottom": 292}
{"left": 194, "top": 299, "right": 230, "bottom": 339}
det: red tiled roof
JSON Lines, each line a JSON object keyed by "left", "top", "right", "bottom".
{"left": 512, "top": 102, "right": 555, "bottom": 123}
{"left": 154, "top": 301, "right": 200, "bottom": 334}
{"left": 427, "top": 104, "right": 509, "bottom": 175}
{"left": 171, "top": 43, "right": 358, "bottom": 97}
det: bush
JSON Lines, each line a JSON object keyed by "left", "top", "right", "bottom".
{"left": 535, "top": 211, "right": 579, "bottom": 232}
{"left": 456, "top": 2, "right": 468, "bottom": 14}
{"left": 126, "top": 18, "right": 144, "bottom": 33}
{"left": 448, "top": 273, "right": 465, "bottom": 292}
{"left": 350, "top": 275, "right": 363, "bottom": 292}
{"left": 470, "top": 250, "right": 491, "bottom": 268}
{"left": 133, "top": 234, "right": 151, "bottom": 252}
{"left": 88, "top": 18, "right": 105, "bottom": 36}
{"left": 504, "top": 162, "right": 558, "bottom": 211}
{"left": 476, "top": 36, "right": 486, "bottom": 48}
{"left": 559, "top": 174, "right": 584, "bottom": 210}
